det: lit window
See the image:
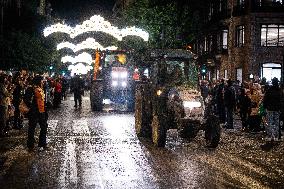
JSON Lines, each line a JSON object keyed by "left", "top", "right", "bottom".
{"left": 261, "top": 24, "right": 284, "bottom": 46}
{"left": 222, "top": 30, "right": 228, "bottom": 49}
{"left": 236, "top": 25, "right": 244, "bottom": 47}
{"left": 237, "top": 0, "right": 245, "bottom": 8}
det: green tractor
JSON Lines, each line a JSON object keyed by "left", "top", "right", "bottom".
{"left": 135, "top": 49, "right": 221, "bottom": 147}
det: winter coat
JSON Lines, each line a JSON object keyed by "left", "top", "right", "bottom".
{"left": 239, "top": 94, "right": 251, "bottom": 114}
{"left": 263, "top": 86, "right": 283, "bottom": 111}
{"left": 249, "top": 90, "right": 262, "bottom": 116}
{"left": 224, "top": 86, "right": 236, "bottom": 109}
{"left": 0, "top": 83, "right": 9, "bottom": 107}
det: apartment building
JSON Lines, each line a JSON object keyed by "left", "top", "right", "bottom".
{"left": 193, "top": 0, "right": 284, "bottom": 83}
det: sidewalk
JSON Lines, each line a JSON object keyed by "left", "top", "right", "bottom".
{"left": 0, "top": 120, "right": 29, "bottom": 172}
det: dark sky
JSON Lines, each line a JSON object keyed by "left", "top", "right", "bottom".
{"left": 49, "top": 0, "right": 116, "bottom": 23}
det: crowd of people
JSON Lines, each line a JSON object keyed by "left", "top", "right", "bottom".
{"left": 0, "top": 70, "right": 88, "bottom": 151}
{"left": 200, "top": 77, "right": 284, "bottom": 141}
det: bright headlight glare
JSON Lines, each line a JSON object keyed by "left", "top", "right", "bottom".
{"left": 122, "top": 81, "right": 127, "bottom": 87}
{"left": 112, "top": 71, "right": 119, "bottom": 78}
{"left": 112, "top": 80, "right": 118, "bottom": 87}
{"left": 120, "top": 71, "right": 128, "bottom": 78}
{"left": 157, "top": 90, "right": 162, "bottom": 96}
{"left": 183, "top": 101, "right": 201, "bottom": 109}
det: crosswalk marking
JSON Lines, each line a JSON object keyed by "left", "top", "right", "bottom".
{"left": 69, "top": 96, "right": 89, "bottom": 101}
{"left": 72, "top": 120, "right": 90, "bottom": 135}
{"left": 59, "top": 138, "right": 78, "bottom": 188}
{"left": 47, "top": 120, "right": 59, "bottom": 132}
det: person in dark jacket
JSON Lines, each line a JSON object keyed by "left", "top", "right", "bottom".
{"left": 224, "top": 79, "right": 236, "bottom": 129}
{"left": 12, "top": 73, "right": 24, "bottom": 129}
{"left": 71, "top": 73, "right": 84, "bottom": 108}
{"left": 216, "top": 79, "right": 226, "bottom": 124}
{"left": 263, "top": 77, "right": 283, "bottom": 141}
{"left": 238, "top": 88, "right": 251, "bottom": 131}
{"left": 24, "top": 75, "right": 48, "bottom": 151}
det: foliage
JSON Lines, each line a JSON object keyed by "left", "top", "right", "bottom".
{"left": 121, "top": 0, "right": 193, "bottom": 49}
{"left": 0, "top": 1, "right": 60, "bottom": 72}
{"left": 0, "top": 31, "right": 60, "bottom": 72}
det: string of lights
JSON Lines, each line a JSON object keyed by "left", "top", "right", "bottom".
{"left": 44, "top": 15, "right": 149, "bottom": 41}
{"left": 61, "top": 52, "right": 92, "bottom": 65}
{"left": 57, "top": 38, "right": 118, "bottom": 52}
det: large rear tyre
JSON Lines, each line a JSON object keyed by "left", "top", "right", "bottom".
{"left": 205, "top": 115, "right": 221, "bottom": 148}
{"left": 134, "top": 83, "right": 152, "bottom": 137}
{"left": 90, "top": 80, "right": 103, "bottom": 111}
{"left": 152, "top": 114, "right": 167, "bottom": 147}
{"left": 178, "top": 119, "right": 199, "bottom": 140}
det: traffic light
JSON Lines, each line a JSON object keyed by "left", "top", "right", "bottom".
{"left": 200, "top": 64, "right": 207, "bottom": 76}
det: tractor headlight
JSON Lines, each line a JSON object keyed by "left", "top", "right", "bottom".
{"left": 120, "top": 71, "right": 128, "bottom": 78}
{"left": 111, "top": 71, "right": 119, "bottom": 78}
{"left": 121, "top": 81, "right": 127, "bottom": 87}
{"left": 112, "top": 80, "right": 118, "bottom": 87}
{"left": 183, "top": 101, "right": 202, "bottom": 110}
{"left": 157, "top": 90, "right": 162, "bottom": 96}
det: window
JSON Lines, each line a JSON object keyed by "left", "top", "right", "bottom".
{"left": 273, "top": 0, "right": 283, "bottom": 4}
{"left": 236, "top": 25, "right": 244, "bottom": 47}
{"left": 261, "top": 24, "right": 284, "bottom": 46}
{"left": 208, "top": 3, "right": 213, "bottom": 20}
{"left": 237, "top": 0, "right": 245, "bottom": 8}
{"left": 204, "top": 37, "right": 208, "bottom": 52}
{"left": 262, "top": 63, "right": 282, "bottom": 82}
{"left": 222, "top": 30, "right": 228, "bottom": 49}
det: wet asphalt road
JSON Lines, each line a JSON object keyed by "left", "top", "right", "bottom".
{"left": 0, "top": 94, "right": 284, "bottom": 189}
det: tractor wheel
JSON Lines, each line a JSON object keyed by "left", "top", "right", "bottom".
{"left": 91, "top": 81, "right": 103, "bottom": 111}
{"left": 152, "top": 114, "right": 167, "bottom": 147}
{"left": 178, "top": 119, "right": 199, "bottom": 140}
{"left": 135, "top": 84, "right": 151, "bottom": 137}
{"left": 205, "top": 115, "right": 221, "bottom": 148}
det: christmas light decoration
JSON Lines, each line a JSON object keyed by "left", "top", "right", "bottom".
{"left": 57, "top": 38, "right": 118, "bottom": 52}
{"left": 44, "top": 15, "right": 149, "bottom": 41}
{"left": 68, "top": 63, "right": 93, "bottom": 76}
{"left": 61, "top": 52, "right": 92, "bottom": 65}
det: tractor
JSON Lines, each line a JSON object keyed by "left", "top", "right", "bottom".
{"left": 90, "top": 51, "right": 136, "bottom": 112}
{"left": 135, "top": 49, "right": 221, "bottom": 147}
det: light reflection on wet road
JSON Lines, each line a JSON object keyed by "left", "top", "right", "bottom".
{"left": 0, "top": 95, "right": 283, "bottom": 188}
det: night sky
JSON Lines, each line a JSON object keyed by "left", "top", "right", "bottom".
{"left": 49, "top": 0, "right": 116, "bottom": 23}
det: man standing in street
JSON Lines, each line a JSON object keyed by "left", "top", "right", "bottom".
{"left": 224, "top": 79, "right": 236, "bottom": 129}
{"left": 24, "top": 75, "right": 48, "bottom": 151}
{"left": 71, "top": 73, "right": 84, "bottom": 108}
{"left": 263, "top": 77, "right": 283, "bottom": 141}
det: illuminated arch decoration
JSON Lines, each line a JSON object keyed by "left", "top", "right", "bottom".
{"left": 68, "top": 63, "right": 93, "bottom": 76}
{"left": 44, "top": 15, "right": 149, "bottom": 41}
{"left": 61, "top": 52, "right": 92, "bottom": 65}
{"left": 57, "top": 38, "right": 118, "bottom": 52}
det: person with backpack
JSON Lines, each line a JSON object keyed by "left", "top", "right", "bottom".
{"left": 24, "top": 75, "right": 48, "bottom": 151}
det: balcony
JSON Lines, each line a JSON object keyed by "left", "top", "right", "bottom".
{"left": 251, "top": 2, "right": 284, "bottom": 13}
{"left": 232, "top": 5, "right": 247, "bottom": 16}
{"left": 207, "top": 9, "right": 231, "bottom": 25}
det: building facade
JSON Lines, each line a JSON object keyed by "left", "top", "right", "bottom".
{"left": 193, "top": 0, "right": 284, "bottom": 83}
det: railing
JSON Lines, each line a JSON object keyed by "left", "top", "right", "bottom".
{"left": 251, "top": 2, "right": 284, "bottom": 13}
